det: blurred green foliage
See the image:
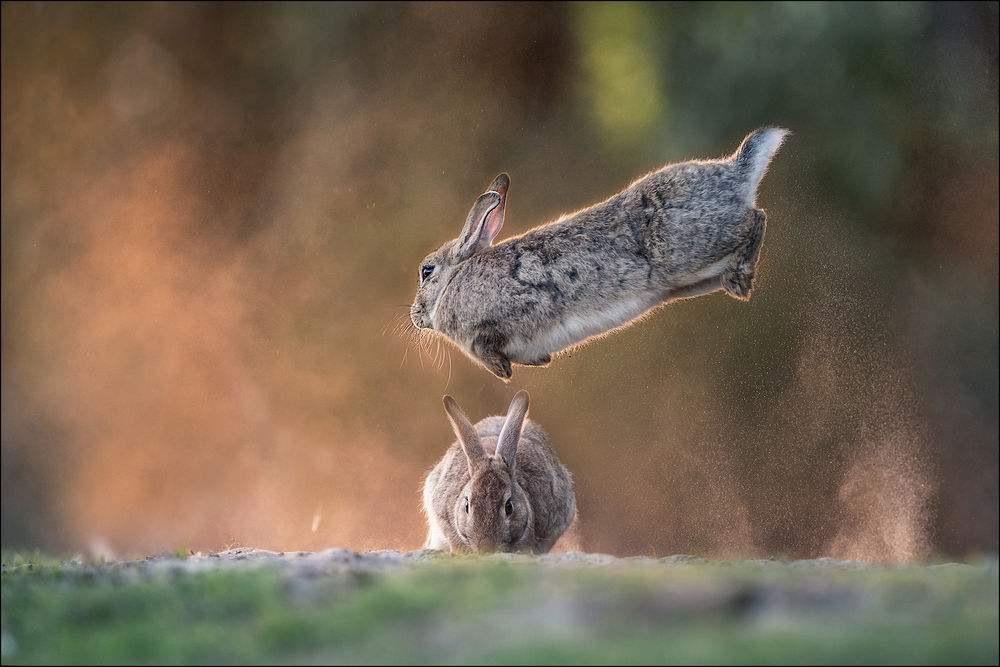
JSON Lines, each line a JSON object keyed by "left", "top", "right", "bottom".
{"left": 2, "top": 555, "right": 997, "bottom": 664}
{"left": 572, "top": 3, "right": 666, "bottom": 152}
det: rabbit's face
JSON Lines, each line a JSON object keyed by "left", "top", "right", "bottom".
{"left": 410, "top": 242, "right": 459, "bottom": 330}
{"left": 454, "top": 456, "right": 532, "bottom": 553}
{"left": 412, "top": 173, "right": 510, "bottom": 331}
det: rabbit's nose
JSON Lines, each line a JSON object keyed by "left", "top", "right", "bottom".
{"left": 469, "top": 534, "right": 500, "bottom": 553}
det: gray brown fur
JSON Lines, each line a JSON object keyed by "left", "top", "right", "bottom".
{"left": 423, "top": 391, "right": 576, "bottom": 554}
{"left": 411, "top": 127, "right": 789, "bottom": 379}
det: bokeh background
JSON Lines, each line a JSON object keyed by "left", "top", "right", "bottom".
{"left": 2, "top": 2, "right": 997, "bottom": 562}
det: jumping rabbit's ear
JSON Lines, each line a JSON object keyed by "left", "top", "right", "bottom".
{"left": 496, "top": 390, "right": 528, "bottom": 469}
{"left": 485, "top": 173, "right": 510, "bottom": 197}
{"left": 455, "top": 173, "right": 509, "bottom": 261}
{"left": 443, "top": 395, "right": 485, "bottom": 472}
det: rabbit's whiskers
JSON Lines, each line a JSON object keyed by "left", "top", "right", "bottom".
{"left": 382, "top": 308, "right": 458, "bottom": 384}
{"left": 384, "top": 309, "right": 438, "bottom": 371}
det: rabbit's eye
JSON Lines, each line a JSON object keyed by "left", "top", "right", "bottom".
{"left": 420, "top": 265, "right": 435, "bottom": 282}
{"left": 465, "top": 498, "right": 470, "bottom": 514}
{"left": 504, "top": 499, "right": 513, "bottom": 517}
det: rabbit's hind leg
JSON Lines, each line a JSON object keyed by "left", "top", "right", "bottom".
{"left": 721, "top": 208, "right": 766, "bottom": 301}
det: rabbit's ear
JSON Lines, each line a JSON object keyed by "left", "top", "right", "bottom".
{"left": 482, "top": 173, "right": 509, "bottom": 241}
{"left": 455, "top": 173, "right": 509, "bottom": 260}
{"left": 496, "top": 390, "right": 529, "bottom": 469}
{"left": 443, "top": 395, "right": 485, "bottom": 471}
{"left": 485, "top": 172, "right": 510, "bottom": 197}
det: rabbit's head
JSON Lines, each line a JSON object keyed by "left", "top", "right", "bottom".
{"left": 442, "top": 390, "right": 534, "bottom": 553}
{"left": 411, "top": 174, "right": 509, "bottom": 330}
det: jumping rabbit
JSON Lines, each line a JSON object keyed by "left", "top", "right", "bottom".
{"left": 410, "top": 127, "right": 789, "bottom": 379}
{"left": 423, "top": 390, "right": 576, "bottom": 554}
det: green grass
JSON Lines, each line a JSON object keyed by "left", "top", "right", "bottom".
{"left": 2, "top": 554, "right": 997, "bottom": 665}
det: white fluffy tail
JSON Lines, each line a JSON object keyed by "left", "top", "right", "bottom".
{"left": 733, "top": 127, "right": 789, "bottom": 206}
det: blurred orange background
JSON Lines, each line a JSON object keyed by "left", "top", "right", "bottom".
{"left": 2, "top": 2, "right": 997, "bottom": 561}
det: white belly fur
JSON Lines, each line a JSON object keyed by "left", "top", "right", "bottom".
{"left": 506, "top": 292, "right": 661, "bottom": 361}
{"left": 504, "top": 256, "right": 733, "bottom": 361}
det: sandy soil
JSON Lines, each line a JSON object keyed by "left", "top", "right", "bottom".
{"left": 97, "top": 546, "right": 961, "bottom": 574}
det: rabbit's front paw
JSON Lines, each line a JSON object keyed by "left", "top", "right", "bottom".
{"left": 474, "top": 348, "right": 512, "bottom": 379}
{"left": 472, "top": 330, "right": 513, "bottom": 380}
{"left": 484, "top": 355, "right": 513, "bottom": 380}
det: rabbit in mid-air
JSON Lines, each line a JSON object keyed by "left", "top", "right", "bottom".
{"left": 423, "top": 390, "right": 576, "bottom": 554}
{"left": 410, "top": 127, "right": 789, "bottom": 379}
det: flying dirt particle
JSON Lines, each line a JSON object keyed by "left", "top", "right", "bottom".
{"left": 312, "top": 507, "right": 322, "bottom": 533}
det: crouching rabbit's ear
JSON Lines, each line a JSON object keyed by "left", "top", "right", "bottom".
{"left": 443, "top": 395, "right": 486, "bottom": 475}
{"left": 455, "top": 173, "right": 509, "bottom": 261}
{"left": 496, "top": 390, "right": 529, "bottom": 469}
